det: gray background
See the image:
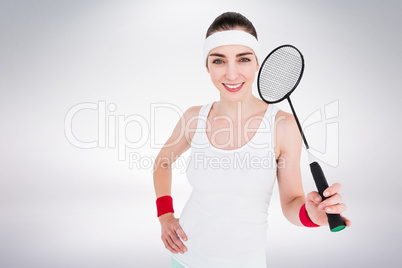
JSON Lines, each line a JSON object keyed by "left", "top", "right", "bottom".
{"left": 1, "top": 0, "right": 401, "bottom": 267}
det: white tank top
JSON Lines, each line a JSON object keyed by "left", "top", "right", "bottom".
{"left": 173, "top": 102, "right": 279, "bottom": 268}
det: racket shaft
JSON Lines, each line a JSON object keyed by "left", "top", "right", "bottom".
{"left": 309, "top": 161, "right": 346, "bottom": 232}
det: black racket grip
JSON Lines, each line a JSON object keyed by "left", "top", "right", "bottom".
{"left": 310, "top": 161, "right": 346, "bottom": 232}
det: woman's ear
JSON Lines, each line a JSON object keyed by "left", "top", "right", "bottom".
{"left": 206, "top": 57, "right": 210, "bottom": 73}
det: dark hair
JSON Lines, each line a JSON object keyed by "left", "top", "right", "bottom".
{"left": 206, "top": 12, "right": 258, "bottom": 40}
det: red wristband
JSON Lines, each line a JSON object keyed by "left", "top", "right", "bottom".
{"left": 299, "top": 203, "right": 320, "bottom": 227}
{"left": 156, "top": 195, "right": 174, "bottom": 217}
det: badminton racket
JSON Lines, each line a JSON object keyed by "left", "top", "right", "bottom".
{"left": 257, "top": 44, "right": 346, "bottom": 232}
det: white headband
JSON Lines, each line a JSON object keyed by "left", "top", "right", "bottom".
{"left": 203, "top": 30, "right": 261, "bottom": 65}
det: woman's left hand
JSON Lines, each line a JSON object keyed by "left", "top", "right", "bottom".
{"left": 305, "top": 183, "right": 352, "bottom": 227}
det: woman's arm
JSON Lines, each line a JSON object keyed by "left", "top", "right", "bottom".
{"left": 275, "top": 110, "right": 305, "bottom": 226}
{"left": 153, "top": 105, "right": 201, "bottom": 254}
{"left": 275, "top": 110, "right": 351, "bottom": 227}
{"left": 153, "top": 105, "right": 200, "bottom": 197}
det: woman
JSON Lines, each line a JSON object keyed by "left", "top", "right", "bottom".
{"left": 153, "top": 12, "right": 351, "bottom": 268}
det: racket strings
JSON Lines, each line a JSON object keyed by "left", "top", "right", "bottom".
{"left": 259, "top": 46, "right": 303, "bottom": 102}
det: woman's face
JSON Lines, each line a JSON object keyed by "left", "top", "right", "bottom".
{"left": 206, "top": 45, "right": 259, "bottom": 101}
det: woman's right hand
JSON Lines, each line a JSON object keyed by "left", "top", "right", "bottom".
{"left": 159, "top": 213, "right": 188, "bottom": 254}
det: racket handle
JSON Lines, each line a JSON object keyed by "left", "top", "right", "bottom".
{"left": 309, "top": 161, "right": 346, "bottom": 232}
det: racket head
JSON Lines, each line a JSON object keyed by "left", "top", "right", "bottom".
{"left": 257, "top": 44, "right": 304, "bottom": 104}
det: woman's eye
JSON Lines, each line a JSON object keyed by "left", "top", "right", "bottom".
{"left": 212, "top": 59, "right": 223, "bottom": 64}
{"left": 240, "top": 57, "right": 251, "bottom": 62}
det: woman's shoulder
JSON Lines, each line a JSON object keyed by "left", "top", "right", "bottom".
{"left": 184, "top": 105, "right": 203, "bottom": 117}
{"left": 181, "top": 105, "right": 205, "bottom": 144}
{"left": 182, "top": 105, "right": 204, "bottom": 129}
{"left": 182, "top": 105, "right": 203, "bottom": 125}
{"left": 275, "top": 109, "right": 295, "bottom": 125}
{"left": 275, "top": 109, "right": 299, "bottom": 137}
{"left": 274, "top": 109, "right": 302, "bottom": 153}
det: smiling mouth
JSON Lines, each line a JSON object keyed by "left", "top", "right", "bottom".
{"left": 223, "top": 83, "right": 244, "bottom": 92}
